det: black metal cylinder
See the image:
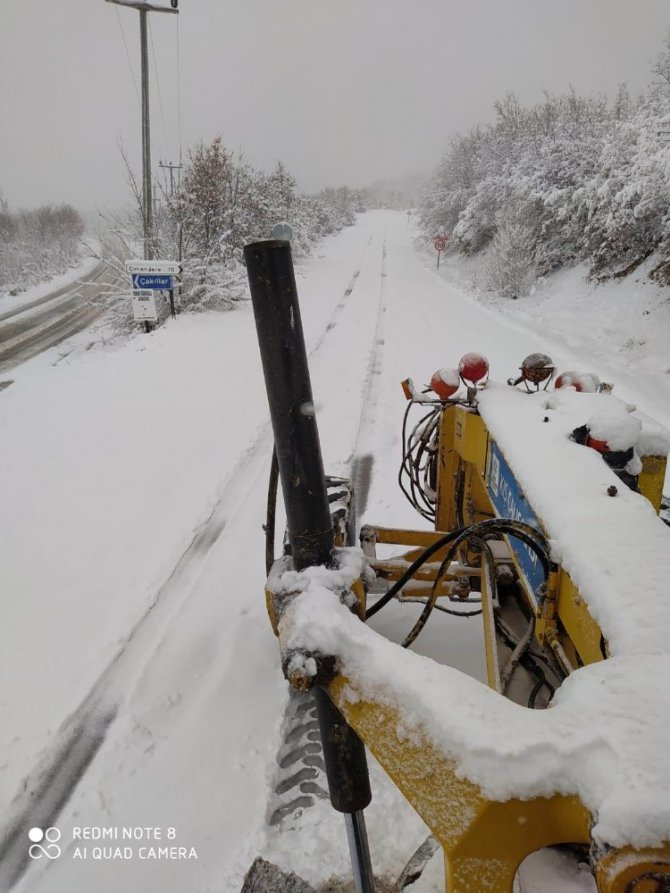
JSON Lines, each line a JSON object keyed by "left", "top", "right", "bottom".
{"left": 314, "top": 687, "right": 372, "bottom": 814}
{"left": 244, "top": 239, "right": 333, "bottom": 571}
{"left": 244, "top": 238, "right": 372, "bottom": 819}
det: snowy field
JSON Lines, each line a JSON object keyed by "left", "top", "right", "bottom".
{"left": 435, "top": 247, "right": 670, "bottom": 444}
{"left": 1, "top": 210, "right": 668, "bottom": 893}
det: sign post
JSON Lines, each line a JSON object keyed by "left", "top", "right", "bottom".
{"left": 131, "top": 290, "right": 159, "bottom": 322}
{"left": 433, "top": 233, "right": 449, "bottom": 269}
{"left": 126, "top": 260, "right": 183, "bottom": 276}
{"left": 271, "top": 222, "right": 294, "bottom": 241}
{"left": 131, "top": 273, "right": 174, "bottom": 290}
{"left": 125, "top": 259, "right": 184, "bottom": 327}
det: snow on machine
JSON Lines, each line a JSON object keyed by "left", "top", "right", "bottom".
{"left": 241, "top": 239, "right": 670, "bottom": 893}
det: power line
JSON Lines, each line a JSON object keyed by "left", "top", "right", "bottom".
{"left": 148, "top": 17, "right": 170, "bottom": 159}
{"left": 159, "top": 160, "right": 183, "bottom": 196}
{"left": 105, "top": 0, "right": 178, "bottom": 262}
{"left": 176, "top": 14, "right": 183, "bottom": 165}
{"left": 114, "top": 7, "right": 141, "bottom": 105}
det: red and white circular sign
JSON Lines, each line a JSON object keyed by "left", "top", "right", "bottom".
{"left": 434, "top": 238, "right": 447, "bottom": 252}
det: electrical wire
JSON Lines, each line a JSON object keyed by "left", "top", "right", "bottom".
{"left": 366, "top": 518, "right": 550, "bottom": 630}
{"left": 400, "top": 519, "right": 551, "bottom": 648}
{"left": 528, "top": 673, "right": 554, "bottom": 708}
{"left": 176, "top": 14, "right": 183, "bottom": 168}
{"left": 148, "top": 18, "right": 170, "bottom": 159}
{"left": 398, "top": 402, "right": 442, "bottom": 522}
{"left": 399, "top": 598, "right": 482, "bottom": 618}
{"left": 365, "top": 527, "right": 466, "bottom": 620}
{"left": 114, "top": 7, "right": 141, "bottom": 106}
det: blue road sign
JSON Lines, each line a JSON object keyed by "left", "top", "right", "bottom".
{"left": 131, "top": 274, "right": 173, "bottom": 290}
{"left": 486, "top": 440, "right": 545, "bottom": 602}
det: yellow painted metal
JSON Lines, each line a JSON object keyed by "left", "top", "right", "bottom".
{"left": 373, "top": 561, "right": 478, "bottom": 583}
{"left": 555, "top": 573, "right": 605, "bottom": 664}
{"left": 366, "top": 525, "right": 480, "bottom": 582}
{"left": 266, "top": 587, "right": 279, "bottom": 635}
{"left": 373, "top": 527, "right": 450, "bottom": 548}
{"left": 436, "top": 407, "right": 459, "bottom": 532}
{"left": 593, "top": 845, "right": 670, "bottom": 892}
{"left": 638, "top": 454, "right": 667, "bottom": 515}
{"left": 350, "top": 577, "right": 366, "bottom": 619}
{"left": 480, "top": 546, "right": 501, "bottom": 691}
{"left": 328, "top": 676, "right": 592, "bottom": 893}
{"left": 371, "top": 527, "right": 462, "bottom": 564}
{"left": 385, "top": 580, "right": 464, "bottom": 598}
{"left": 453, "top": 405, "right": 489, "bottom": 475}
{"left": 464, "top": 459, "right": 494, "bottom": 524}
{"left": 326, "top": 671, "right": 670, "bottom": 892}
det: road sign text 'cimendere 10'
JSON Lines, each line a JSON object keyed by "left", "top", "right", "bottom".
{"left": 126, "top": 260, "right": 183, "bottom": 277}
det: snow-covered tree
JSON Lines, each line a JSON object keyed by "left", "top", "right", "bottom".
{"left": 419, "top": 45, "right": 670, "bottom": 291}
{"left": 486, "top": 203, "right": 537, "bottom": 298}
{"left": 0, "top": 198, "right": 85, "bottom": 294}
{"left": 92, "top": 136, "right": 359, "bottom": 327}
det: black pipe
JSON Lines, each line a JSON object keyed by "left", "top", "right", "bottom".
{"left": 313, "top": 687, "right": 372, "bottom": 814}
{"left": 244, "top": 237, "right": 373, "bottom": 822}
{"left": 244, "top": 239, "right": 332, "bottom": 572}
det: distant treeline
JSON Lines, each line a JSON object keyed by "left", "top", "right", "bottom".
{"left": 0, "top": 195, "right": 85, "bottom": 294}
{"left": 419, "top": 38, "right": 670, "bottom": 297}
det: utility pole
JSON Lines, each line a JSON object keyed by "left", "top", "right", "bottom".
{"left": 158, "top": 160, "right": 183, "bottom": 319}
{"left": 105, "top": 0, "right": 178, "bottom": 260}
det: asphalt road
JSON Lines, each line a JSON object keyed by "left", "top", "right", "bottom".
{"left": 0, "top": 262, "right": 110, "bottom": 375}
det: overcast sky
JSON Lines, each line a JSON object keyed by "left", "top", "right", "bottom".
{"left": 1, "top": 0, "right": 669, "bottom": 212}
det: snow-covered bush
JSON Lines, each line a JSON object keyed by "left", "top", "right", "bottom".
{"left": 486, "top": 204, "right": 537, "bottom": 298}
{"left": 419, "top": 43, "right": 670, "bottom": 289}
{"left": 0, "top": 194, "right": 85, "bottom": 295}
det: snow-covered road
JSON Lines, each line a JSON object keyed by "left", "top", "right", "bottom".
{"left": 0, "top": 262, "right": 109, "bottom": 375}
{"left": 2, "top": 211, "right": 666, "bottom": 893}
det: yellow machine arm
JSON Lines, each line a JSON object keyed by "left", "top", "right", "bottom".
{"left": 268, "top": 377, "right": 670, "bottom": 893}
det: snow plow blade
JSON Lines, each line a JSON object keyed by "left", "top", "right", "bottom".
{"left": 241, "top": 857, "right": 316, "bottom": 893}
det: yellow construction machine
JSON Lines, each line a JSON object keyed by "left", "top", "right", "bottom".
{"left": 243, "top": 240, "right": 670, "bottom": 893}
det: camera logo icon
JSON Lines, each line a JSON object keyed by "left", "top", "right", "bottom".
{"left": 28, "top": 827, "right": 61, "bottom": 860}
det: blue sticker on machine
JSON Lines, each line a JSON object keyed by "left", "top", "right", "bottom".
{"left": 487, "top": 440, "right": 545, "bottom": 601}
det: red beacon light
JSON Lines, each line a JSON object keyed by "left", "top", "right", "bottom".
{"left": 586, "top": 435, "right": 609, "bottom": 453}
{"left": 555, "top": 371, "right": 600, "bottom": 393}
{"left": 458, "top": 353, "right": 489, "bottom": 386}
{"left": 430, "top": 368, "right": 460, "bottom": 400}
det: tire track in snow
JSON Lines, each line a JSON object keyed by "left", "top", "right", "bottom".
{"left": 350, "top": 234, "right": 388, "bottom": 518}
{"left": 308, "top": 235, "right": 372, "bottom": 356}
{"left": 0, "top": 263, "right": 107, "bottom": 324}
{"left": 0, "top": 236, "right": 375, "bottom": 891}
{"left": 0, "top": 304, "right": 103, "bottom": 374}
